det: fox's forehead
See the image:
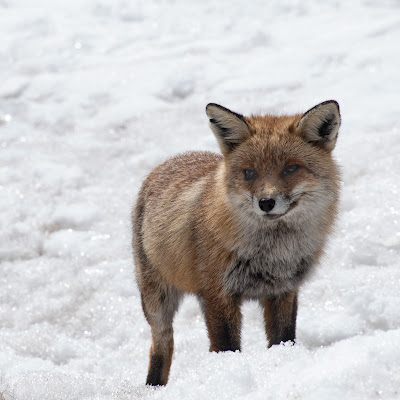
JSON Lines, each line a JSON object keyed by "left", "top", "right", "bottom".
{"left": 239, "top": 141, "right": 302, "bottom": 170}
{"left": 245, "top": 114, "right": 302, "bottom": 137}
{"left": 229, "top": 126, "right": 328, "bottom": 173}
{"left": 233, "top": 115, "right": 306, "bottom": 166}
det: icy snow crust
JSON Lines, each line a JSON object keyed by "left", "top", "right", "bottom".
{"left": 1, "top": 0, "right": 400, "bottom": 399}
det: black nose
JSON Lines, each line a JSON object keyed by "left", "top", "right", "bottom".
{"left": 259, "top": 198, "right": 275, "bottom": 213}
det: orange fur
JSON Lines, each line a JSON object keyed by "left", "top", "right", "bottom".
{"left": 132, "top": 100, "right": 341, "bottom": 385}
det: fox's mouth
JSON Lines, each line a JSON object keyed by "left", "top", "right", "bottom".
{"left": 262, "top": 200, "right": 299, "bottom": 220}
{"left": 246, "top": 192, "right": 302, "bottom": 221}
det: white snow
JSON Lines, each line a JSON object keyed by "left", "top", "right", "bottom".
{"left": 1, "top": 0, "right": 400, "bottom": 399}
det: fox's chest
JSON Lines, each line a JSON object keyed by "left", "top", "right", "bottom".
{"left": 222, "top": 226, "right": 318, "bottom": 298}
{"left": 223, "top": 254, "right": 312, "bottom": 298}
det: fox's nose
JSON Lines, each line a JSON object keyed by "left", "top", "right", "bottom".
{"left": 259, "top": 198, "right": 276, "bottom": 213}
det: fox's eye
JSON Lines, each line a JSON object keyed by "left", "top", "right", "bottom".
{"left": 282, "top": 164, "right": 300, "bottom": 176}
{"left": 243, "top": 169, "right": 258, "bottom": 181}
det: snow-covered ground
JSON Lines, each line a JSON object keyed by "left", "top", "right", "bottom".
{"left": 1, "top": 0, "right": 400, "bottom": 399}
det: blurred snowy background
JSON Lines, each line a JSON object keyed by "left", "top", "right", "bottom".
{"left": 1, "top": 0, "right": 399, "bottom": 399}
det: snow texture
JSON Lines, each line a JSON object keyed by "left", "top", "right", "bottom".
{"left": 1, "top": 0, "right": 400, "bottom": 399}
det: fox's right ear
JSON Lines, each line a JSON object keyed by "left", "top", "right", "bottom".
{"left": 206, "top": 103, "right": 251, "bottom": 155}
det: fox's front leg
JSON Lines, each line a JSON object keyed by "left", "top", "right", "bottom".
{"left": 203, "top": 294, "right": 242, "bottom": 352}
{"left": 261, "top": 291, "right": 298, "bottom": 347}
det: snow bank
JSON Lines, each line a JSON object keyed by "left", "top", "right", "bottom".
{"left": 1, "top": 0, "right": 399, "bottom": 399}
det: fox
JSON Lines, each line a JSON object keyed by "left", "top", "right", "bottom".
{"left": 132, "top": 100, "right": 341, "bottom": 386}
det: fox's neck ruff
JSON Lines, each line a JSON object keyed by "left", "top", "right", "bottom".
{"left": 220, "top": 207, "right": 324, "bottom": 298}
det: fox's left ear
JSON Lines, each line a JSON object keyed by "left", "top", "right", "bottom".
{"left": 298, "top": 100, "right": 341, "bottom": 151}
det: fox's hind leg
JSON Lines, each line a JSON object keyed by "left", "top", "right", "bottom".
{"left": 133, "top": 193, "right": 182, "bottom": 386}
{"left": 261, "top": 291, "right": 298, "bottom": 347}
{"left": 140, "top": 276, "right": 182, "bottom": 386}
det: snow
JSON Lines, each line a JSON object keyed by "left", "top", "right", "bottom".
{"left": 1, "top": 0, "right": 399, "bottom": 399}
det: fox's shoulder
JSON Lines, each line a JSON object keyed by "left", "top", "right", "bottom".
{"left": 161, "top": 150, "right": 222, "bottom": 172}
{"left": 142, "top": 151, "right": 222, "bottom": 194}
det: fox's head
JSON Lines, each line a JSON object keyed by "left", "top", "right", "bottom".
{"left": 206, "top": 101, "right": 341, "bottom": 224}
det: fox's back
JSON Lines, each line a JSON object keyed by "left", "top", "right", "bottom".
{"left": 141, "top": 151, "right": 221, "bottom": 198}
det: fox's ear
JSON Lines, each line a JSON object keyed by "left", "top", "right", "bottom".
{"left": 298, "top": 100, "right": 341, "bottom": 151}
{"left": 206, "top": 103, "right": 251, "bottom": 155}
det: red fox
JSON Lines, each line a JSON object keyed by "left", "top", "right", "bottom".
{"left": 132, "top": 100, "right": 341, "bottom": 386}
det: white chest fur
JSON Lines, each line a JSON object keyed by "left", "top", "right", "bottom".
{"left": 223, "top": 218, "right": 323, "bottom": 298}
